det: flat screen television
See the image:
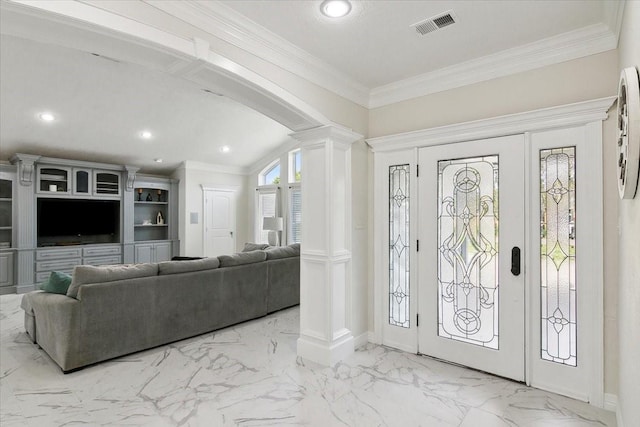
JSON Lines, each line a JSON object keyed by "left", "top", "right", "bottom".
{"left": 37, "top": 198, "right": 120, "bottom": 246}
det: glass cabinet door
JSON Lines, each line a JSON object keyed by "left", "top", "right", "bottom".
{"left": 73, "top": 169, "right": 91, "bottom": 195}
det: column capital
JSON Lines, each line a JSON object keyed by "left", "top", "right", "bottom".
{"left": 290, "top": 124, "right": 363, "bottom": 149}
{"left": 9, "top": 153, "right": 41, "bottom": 186}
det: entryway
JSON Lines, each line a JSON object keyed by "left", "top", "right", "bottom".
{"left": 372, "top": 101, "right": 609, "bottom": 405}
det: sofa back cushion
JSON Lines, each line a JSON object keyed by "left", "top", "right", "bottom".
{"left": 264, "top": 243, "right": 300, "bottom": 260}
{"left": 241, "top": 242, "right": 271, "bottom": 252}
{"left": 67, "top": 263, "right": 159, "bottom": 299}
{"left": 158, "top": 257, "right": 220, "bottom": 275}
{"left": 218, "top": 250, "right": 267, "bottom": 267}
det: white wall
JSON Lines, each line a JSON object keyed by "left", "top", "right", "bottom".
{"left": 173, "top": 161, "right": 249, "bottom": 257}
{"left": 616, "top": 2, "right": 640, "bottom": 425}
{"left": 369, "top": 51, "right": 618, "bottom": 138}
{"left": 367, "top": 51, "right": 620, "bottom": 395}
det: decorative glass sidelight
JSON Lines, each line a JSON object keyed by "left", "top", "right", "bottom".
{"left": 389, "top": 164, "right": 410, "bottom": 328}
{"left": 540, "top": 147, "right": 577, "bottom": 366}
{"left": 437, "top": 156, "right": 499, "bottom": 348}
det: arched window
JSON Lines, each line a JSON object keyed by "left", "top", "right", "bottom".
{"left": 259, "top": 160, "right": 280, "bottom": 185}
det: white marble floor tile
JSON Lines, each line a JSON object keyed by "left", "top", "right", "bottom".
{"left": 0, "top": 294, "right": 616, "bottom": 426}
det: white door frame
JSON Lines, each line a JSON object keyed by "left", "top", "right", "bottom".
{"left": 368, "top": 97, "right": 614, "bottom": 407}
{"left": 202, "top": 186, "right": 237, "bottom": 256}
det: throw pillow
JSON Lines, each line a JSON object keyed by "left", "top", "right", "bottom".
{"left": 40, "top": 271, "right": 72, "bottom": 295}
{"left": 242, "top": 242, "right": 270, "bottom": 252}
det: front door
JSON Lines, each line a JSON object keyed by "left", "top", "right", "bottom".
{"left": 417, "top": 135, "right": 525, "bottom": 381}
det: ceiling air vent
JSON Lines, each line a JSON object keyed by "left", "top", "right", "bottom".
{"left": 411, "top": 11, "right": 457, "bottom": 36}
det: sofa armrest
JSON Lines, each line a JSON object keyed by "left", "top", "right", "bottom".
{"left": 25, "top": 292, "right": 82, "bottom": 371}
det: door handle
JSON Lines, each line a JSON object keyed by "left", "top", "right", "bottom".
{"left": 230, "top": 231, "right": 234, "bottom": 237}
{"left": 511, "top": 247, "right": 521, "bottom": 276}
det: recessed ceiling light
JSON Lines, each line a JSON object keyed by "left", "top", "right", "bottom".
{"left": 140, "top": 130, "right": 152, "bottom": 139}
{"left": 320, "top": 0, "right": 351, "bottom": 18}
{"left": 220, "top": 145, "right": 231, "bottom": 153}
{"left": 38, "top": 112, "right": 55, "bottom": 122}
{"left": 154, "top": 158, "right": 163, "bottom": 163}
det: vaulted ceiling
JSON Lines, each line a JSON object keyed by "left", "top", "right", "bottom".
{"left": 0, "top": 1, "right": 624, "bottom": 172}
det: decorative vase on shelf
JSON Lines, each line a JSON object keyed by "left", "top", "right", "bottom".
{"left": 146, "top": 193, "right": 152, "bottom": 202}
{"left": 157, "top": 190, "right": 162, "bottom": 202}
{"left": 157, "top": 211, "right": 164, "bottom": 225}
{"left": 137, "top": 188, "right": 143, "bottom": 201}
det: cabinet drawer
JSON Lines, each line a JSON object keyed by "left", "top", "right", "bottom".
{"left": 83, "top": 246, "right": 121, "bottom": 257}
{"left": 36, "top": 258, "right": 81, "bottom": 272}
{"left": 35, "top": 269, "right": 74, "bottom": 283}
{"left": 36, "top": 248, "right": 83, "bottom": 261}
{"left": 83, "top": 255, "right": 121, "bottom": 266}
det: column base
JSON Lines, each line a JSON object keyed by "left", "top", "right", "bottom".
{"left": 297, "top": 332, "right": 354, "bottom": 367}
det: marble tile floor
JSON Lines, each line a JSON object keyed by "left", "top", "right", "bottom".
{"left": 1, "top": 294, "right": 615, "bottom": 427}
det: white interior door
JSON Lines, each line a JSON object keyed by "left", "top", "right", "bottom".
{"left": 204, "top": 189, "right": 236, "bottom": 257}
{"left": 418, "top": 135, "right": 525, "bottom": 381}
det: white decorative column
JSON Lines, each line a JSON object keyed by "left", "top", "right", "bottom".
{"left": 9, "top": 154, "right": 40, "bottom": 293}
{"left": 291, "top": 125, "right": 363, "bottom": 366}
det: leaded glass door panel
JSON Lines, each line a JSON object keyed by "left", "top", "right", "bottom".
{"left": 418, "top": 135, "right": 525, "bottom": 381}
{"left": 377, "top": 150, "right": 418, "bottom": 353}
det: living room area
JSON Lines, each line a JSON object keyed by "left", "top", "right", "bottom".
{"left": 1, "top": 1, "right": 639, "bottom": 426}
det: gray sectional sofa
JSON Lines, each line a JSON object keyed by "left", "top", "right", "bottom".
{"left": 20, "top": 244, "right": 300, "bottom": 372}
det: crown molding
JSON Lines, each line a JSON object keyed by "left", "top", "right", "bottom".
{"left": 143, "top": 0, "right": 370, "bottom": 108}
{"left": 367, "top": 97, "right": 616, "bottom": 152}
{"left": 369, "top": 23, "right": 618, "bottom": 108}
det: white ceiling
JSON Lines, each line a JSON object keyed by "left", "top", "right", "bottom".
{"left": 0, "top": 1, "right": 622, "bottom": 173}
{"left": 0, "top": 30, "right": 292, "bottom": 174}
{"left": 220, "top": 0, "right": 610, "bottom": 88}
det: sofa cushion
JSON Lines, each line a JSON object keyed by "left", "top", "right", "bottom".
{"left": 264, "top": 244, "right": 300, "bottom": 260}
{"left": 67, "top": 263, "right": 159, "bottom": 299}
{"left": 40, "top": 271, "right": 73, "bottom": 294}
{"left": 218, "top": 250, "right": 267, "bottom": 267}
{"left": 158, "top": 257, "right": 220, "bottom": 275}
{"left": 241, "top": 242, "right": 270, "bottom": 252}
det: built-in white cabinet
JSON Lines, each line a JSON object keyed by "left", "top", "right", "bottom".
{"left": 7, "top": 154, "right": 179, "bottom": 293}
{"left": 0, "top": 167, "right": 16, "bottom": 294}
{"left": 37, "top": 165, "right": 121, "bottom": 197}
{"left": 0, "top": 174, "right": 14, "bottom": 249}
{"left": 37, "top": 166, "right": 71, "bottom": 194}
{"left": 129, "top": 176, "right": 177, "bottom": 264}
{"left": 0, "top": 251, "right": 14, "bottom": 294}
{"left": 134, "top": 242, "right": 171, "bottom": 263}
{"left": 34, "top": 245, "right": 122, "bottom": 284}
{"left": 94, "top": 170, "right": 121, "bottom": 196}
{"left": 73, "top": 168, "right": 92, "bottom": 196}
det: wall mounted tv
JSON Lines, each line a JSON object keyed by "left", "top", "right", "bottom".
{"left": 37, "top": 198, "right": 121, "bottom": 246}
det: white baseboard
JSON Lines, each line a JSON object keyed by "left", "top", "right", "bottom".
{"left": 603, "top": 393, "right": 623, "bottom": 427}
{"left": 367, "top": 331, "right": 378, "bottom": 344}
{"left": 16, "top": 284, "right": 36, "bottom": 294}
{"left": 353, "top": 332, "right": 369, "bottom": 349}
{"left": 616, "top": 401, "right": 624, "bottom": 427}
{"left": 604, "top": 393, "right": 617, "bottom": 412}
